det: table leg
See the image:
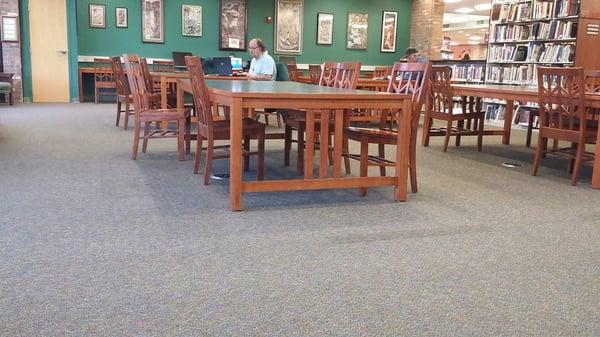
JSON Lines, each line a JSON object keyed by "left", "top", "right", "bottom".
{"left": 592, "top": 128, "right": 600, "bottom": 189}
{"left": 230, "top": 97, "right": 244, "bottom": 211}
{"left": 332, "top": 109, "right": 343, "bottom": 178}
{"left": 395, "top": 99, "right": 411, "bottom": 202}
{"left": 305, "top": 110, "right": 315, "bottom": 179}
{"left": 319, "top": 110, "right": 330, "bottom": 179}
{"left": 502, "top": 99, "right": 514, "bottom": 145}
{"left": 161, "top": 76, "right": 168, "bottom": 109}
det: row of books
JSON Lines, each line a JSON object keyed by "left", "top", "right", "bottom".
{"left": 496, "top": 2, "right": 532, "bottom": 22}
{"left": 488, "top": 42, "right": 574, "bottom": 63}
{"left": 487, "top": 64, "right": 538, "bottom": 84}
{"left": 492, "top": 0, "right": 580, "bottom": 22}
{"left": 533, "top": 1, "right": 554, "bottom": 19}
{"left": 450, "top": 64, "right": 484, "bottom": 82}
{"left": 492, "top": 20, "right": 577, "bottom": 42}
{"left": 483, "top": 102, "right": 540, "bottom": 128}
{"left": 484, "top": 103, "right": 507, "bottom": 122}
{"left": 553, "top": 0, "right": 580, "bottom": 18}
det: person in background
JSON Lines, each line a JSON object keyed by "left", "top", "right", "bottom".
{"left": 403, "top": 47, "right": 429, "bottom": 64}
{"left": 241, "top": 38, "right": 276, "bottom": 81}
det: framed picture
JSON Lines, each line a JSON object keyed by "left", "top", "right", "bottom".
{"left": 88, "top": 4, "right": 106, "bottom": 28}
{"left": 380, "top": 11, "right": 398, "bottom": 53}
{"left": 142, "top": 0, "right": 164, "bottom": 43}
{"left": 275, "top": 0, "right": 303, "bottom": 54}
{"left": 316, "top": 13, "right": 333, "bottom": 45}
{"left": 1, "top": 16, "right": 19, "bottom": 42}
{"left": 219, "top": 0, "right": 247, "bottom": 51}
{"left": 115, "top": 7, "right": 128, "bottom": 28}
{"left": 347, "top": 12, "right": 368, "bottom": 50}
{"left": 182, "top": 5, "right": 202, "bottom": 36}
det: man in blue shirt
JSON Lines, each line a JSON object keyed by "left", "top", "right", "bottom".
{"left": 403, "top": 47, "right": 429, "bottom": 64}
{"left": 243, "top": 38, "right": 276, "bottom": 81}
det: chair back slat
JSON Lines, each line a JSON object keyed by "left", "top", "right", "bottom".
{"left": 138, "top": 58, "right": 156, "bottom": 94}
{"left": 537, "top": 67, "right": 586, "bottom": 133}
{"left": 319, "top": 62, "right": 338, "bottom": 87}
{"left": 93, "top": 58, "right": 113, "bottom": 82}
{"left": 386, "top": 62, "right": 431, "bottom": 129}
{"left": 584, "top": 70, "right": 600, "bottom": 93}
{"left": 308, "top": 64, "right": 322, "bottom": 84}
{"left": 286, "top": 64, "right": 299, "bottom": 82}
{"left": 372, "top": 66, "right": 391, "bottom": 78}
{"left": 334, "top": 62, "right": 361, "bottom": 89}
{"left": 123, "top": 54, "right": 152, "bottom": 114}
{"left": 110, "top": 56, "right": 129, "bottom": 96}
{"left": 185, "top": 56, "right": 214, "bottom": 129}
{"left": 429, "top": 65, "right": 454, "bottom": 115}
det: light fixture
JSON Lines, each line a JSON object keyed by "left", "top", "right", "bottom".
{"left": 474, "top": 3, "right": 492, "bottom": 11}
{"left": 468, "top": 35, "right": 482, "bottom": 40}
{"left": 455, "top": 7, "right": 475, "bottom": 14}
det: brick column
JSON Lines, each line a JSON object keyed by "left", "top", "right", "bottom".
{"left": 0, "top": 0, "right": 22, "bottom": 103}
{"left": 409, "top": 0, "right": 445, "bottom": 60}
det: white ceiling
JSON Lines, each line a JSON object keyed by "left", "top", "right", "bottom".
{"left": 443, "top": 0, "right": 492, "bottom": 14}
{"left": 442, "top": 0, "right": 491, "bottom": 45}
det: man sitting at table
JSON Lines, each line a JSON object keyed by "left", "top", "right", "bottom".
{"left": 403, "top": 47, "right": 429, "bottom": 64}
{"left": 242, "top": 38, "right": 276, "bottom": 81}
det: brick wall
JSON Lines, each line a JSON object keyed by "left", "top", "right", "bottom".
{"left": 409, "top": 0, "right": 444, "bottom": 60}
{"left": 0, "top": 0, "right": 22, "bottom": 103}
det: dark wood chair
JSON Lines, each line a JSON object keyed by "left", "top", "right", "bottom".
{"left": 532, "top": 67, "right": 596, "bottom": 185}
{"left": 284, "top": 62, "right": 361, "bottom": 175}
{"left": 344, "top": 62, "right": 431, "bottom": 195}
{"left": 122, "top": 54, "right": 190, "bottom": 160}
{"left": 185, "top": 55, "right": 266, "bottom": 185}
{"left": 308, "top": 64, "right": 322, "bottom": 84}
{"left": 371, "top": 66, "right": 391, "bottom": 79}
{"left": 93, "top": 58, "right": 116, "bottom": 103}
{"left": 286, "top": 63, "right": 299, "bottom": 82}
{"left": 422, "top": 65, "right": 485, "bottom": 152}
{"left": 110, "top": 56, "right": 134, "bottom": 130}
{"left": 584, "top": 69, "right": 600, "bottom": 122}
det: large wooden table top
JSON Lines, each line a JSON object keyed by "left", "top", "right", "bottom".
{"left": 176, "top": 79, "right": 413, "bottom": 211}
{"left": 451, "top": 83, "right": 600, "bottom": 189}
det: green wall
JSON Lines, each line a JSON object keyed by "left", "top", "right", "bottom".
{"left": 76, "top": 0, "right": 412, "bottom": 64}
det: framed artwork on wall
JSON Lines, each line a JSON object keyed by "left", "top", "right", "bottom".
{"left": 142, "top": 0, "right": 164, "bottom": 43}
{"left": 182, "top": 5, "right": 202, "bottom": 36}
{"left": 316, "top": 13, "right": 333, "bottom": 45}
{"left": 346, "top": 12, "right": 368, "bottom": 50}
{"left": 380, "top": 11, "right": 398, "bottom": 53}
{"left": 88, "top": 4, "right": 106, "bottom": 29}
{"left": 1, "top": 16, "right": 19, "bottom": 42}
{"left": 219, "top": 0, "right": 247, "bottom": 51}
{"left": 275, "top": 0, "right": 303, "bottom": 54}
{"left": 115, "top": 7, "right": 128, "bottom": 28}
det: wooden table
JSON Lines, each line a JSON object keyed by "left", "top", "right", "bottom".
{"left": 177, "top": 79, "right": 412, "bottom": 211}
{"left": 452, "top": 83, "right": 600, "bottom": 189}
{"left": 79, "top": 67, "right": 97, "bottom": 102}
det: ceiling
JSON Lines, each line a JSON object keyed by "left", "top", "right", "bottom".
{"left": 442, "top": 0, "right": 491, "bottom": 45}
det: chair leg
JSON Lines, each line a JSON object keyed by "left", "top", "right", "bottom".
{"left": 257, "top": 133, "right": 265, "bottom": 181}
{"left": 142, "top": 122, "right": 150, "bottom": 153}
{"left": 8, "top": 92, "right": 13, "bottom": 105}
{"left": 116, "top": 100, "right": 122, "bottom": 127}
{"left": 532, "top": 136, "right": 546, "bottom": 176}
{"left": 95, "top": 88, "right": 99, "bottom": 104}
{"left": 443, "top": 120, "right": 453, "bottom": 152}
{"left": 455, "top": 120, "right": 463, "bottom": 147}
{"left": 343, "top": 134, "right": 351, "bottom": 175}
{"left": 378, "top": 144, "right": 386, "bottom": 176}
{"left": 297, "top": 124, "right": 305, "bottom": 175}
{"left": 570, "top": 142, "right": 585, "bottom": 186}
{"left": 243, "top": 136, "right": 250, "bottom": 171}
{"left": 204, "top": 139, "right": 214, "bottom": 185}
{"left": 131, "top": 122, "right": 140, "bottom": 160}
{"left": 359, "top": 140, "right": 369, "bottom": 196}
{"left": 276, "top": 112, "right": 282, "bottom": 128}
{"left": 177, "top": 119, "right": 185, "bottom": 161}
{"left": 193, "top": 137, "right": 203, "bottom": 174}
{"left": 422, "top": 115, "right": 432, "bottom": 147}
{"left": 124, "top": 100, "right": 130, "bottom": 130}
{"left": 477, "top": 116, "right": 484, "bottom": 152}
{"left": 284, "top": 124, "right": 292, "bottom": 166}
{"left": 526, "top": 111, "right": 534, "bottom": 147}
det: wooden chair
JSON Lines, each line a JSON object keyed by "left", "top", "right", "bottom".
{"left": 110, "top": 57, "right": 134, "bottom": 130}
{"left": 308, "top": 64, "right": 322, "bottom": 84}
{"left": 371, "top": 66, "right": 391, "bottom": 79}
{"left": 152, "top": 60, "right": 175, "bottom": 72}
{"left": 122, "top": 54, "right": 190, "bottom": 160}
{"left": 344, "top": 62, "right": 431, "bottom": 195}
{"left": 0, "top": 73, "right": 13, "bottom": 105}
{"left": 284, "top": 62, "right": 361, "bottom": 175}
{"left": 286, "top": 64, "right": 299, "bottom": 82}
{"left": 93, "top": 58, "right": 116, "bottom": 103}
{"left": 532, "top": 67, "right": 596, "bottom": 185}
{"left": 422, "top": 65, "right": 485, "bottom": 152}
{"left": 185, "top": 55, "right": 266, "bottom": 184}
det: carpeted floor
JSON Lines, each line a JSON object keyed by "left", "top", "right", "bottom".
{"left": 1, "top": 103, "right": 598, "bottom": 337}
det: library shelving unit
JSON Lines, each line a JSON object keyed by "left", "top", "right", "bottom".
{"left": 483, "top": 0, "right": 600, "bottom": 129}
{"left": 432, "top": 59, "right": 486, "bottom": 83}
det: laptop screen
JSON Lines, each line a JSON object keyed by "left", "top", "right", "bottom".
{"left": 172, "top": 51, "right": 192, "bottom": 67}
{"left": 206, "top": 57, "right": 233, "bottom": 76}
{"left": 230, "top": 57, "right": 243, "bottom": 71}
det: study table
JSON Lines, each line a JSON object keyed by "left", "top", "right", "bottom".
{"left": 451, "top": 83, "right": 600, "bottom": 189}
{"left": 176, "top": 79, "right": 412, "bottom": 211}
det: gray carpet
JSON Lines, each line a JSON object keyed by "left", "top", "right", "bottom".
{"left": 0, "top": 103, "right": 598, "bottom": 337}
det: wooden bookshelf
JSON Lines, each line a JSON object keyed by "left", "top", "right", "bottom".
{"left": 431, "top": 59, "right": 486, "bottom": 83}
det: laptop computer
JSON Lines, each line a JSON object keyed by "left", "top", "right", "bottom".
{"left": 172, "top": 51, "right": 192, "bottom": 70}
{"left": 230, "top": 57, "right": 243, "bottom": 72}
{"left": 205, "top": 57, "right": 233, "bottom": 76}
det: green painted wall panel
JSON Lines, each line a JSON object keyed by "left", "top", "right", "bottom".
{"left": 76, "top": 0, "right": 412, "bottom": 65}
{"left": 20, "top": 0, "right": 32, "bottom": 102}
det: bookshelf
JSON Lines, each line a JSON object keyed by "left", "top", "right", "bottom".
{"left": 431, "top": 59, "right": 486, "bottom": 83}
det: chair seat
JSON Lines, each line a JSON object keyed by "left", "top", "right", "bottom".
{"left": 285, "top": 109, "right": 336, "bottom": 130}
{"left": 345, "top": 126, "right": 398, "bottom": 144}
{"left": 139, "top": 108, "right": 189, "bottom": 122}
{"left": 210, "top": 118, "right": 265, "bottom": 139}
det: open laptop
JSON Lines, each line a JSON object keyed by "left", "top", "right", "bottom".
{"left": 204, "top": 57, "right": 233, "bottom": 76}
{"left": 172, "top": 51, "right": 192, "bottom": 70}
{"left": 230, "top": 57, "right": 243, "bottom": 72}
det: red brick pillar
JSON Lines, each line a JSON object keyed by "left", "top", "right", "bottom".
{"left": 409, "top": 0, "right": 445, "bottom": 60}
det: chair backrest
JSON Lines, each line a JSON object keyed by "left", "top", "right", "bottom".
{"left": 122, "top": 54, "right": 152, "bottom": 114}
{"left": 275, "top": 63, "right": 290, "bottom": 81}
{"left": 372, "top": 66, "right": 391, "bottom": 78}
{"left": 429, "top": 65, "right": 454, "bottom": 115}
{"left": 185, "top": 55, "right": 214, "bottom": 130}
{"left": 319, "top": 62, "right": 339, "bottom": 87}
{"left": 93, "top": 57, "right": 113, "bottom": 83}
{"left": 139, "top": 57, "right": 156, "bottom": 93}
{"left": 286, "top": 64, "right": 299, "bottom": 82}
{"left": 386, "top": 61, "right": 431, "bottom": 130}
{"left": 333, "top": 62, "right": 361, "bottom": 89}
{"left": 537, "top": 66, "right": 587, "bottom": 133}
{"left": 584, "top": 69, "right": 600, "bottom": 93}
{"left": 152, "top": 60, "right": 175, "bottom": 72}
{"left": 308, "top": 64, "right": 322, "bottom": 84}
{"left": 110, "top": 56, "right": 129, "bottom": 96}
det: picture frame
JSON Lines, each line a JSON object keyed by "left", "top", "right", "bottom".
{"left": 1, "top": 16, "right": 19, "bottom": 42}
{"left": 346, "top": 12, "right": 368, "bottom": 50}
{"left": 182, "top": 5, "right": 202, "bottom": 37}
{"left": 88, "top": 4, "right": 106, "bottom": 29}
{"left": 142, "top": 0, "right": 164, "bottom": 43}
{"left": 380, "top": 11, "right": 398, "bottom": 53}
{"left": 316, "top": 12, "right": 333, "bottom": 45}
{"left": 219, "top": 0, "right": 247, "bottom": 51}
{"left": 115, "top": 7, "right": 128, "bottom": 28}
{"left": 275, "top": 0, "right": 303, "bottom": 54}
